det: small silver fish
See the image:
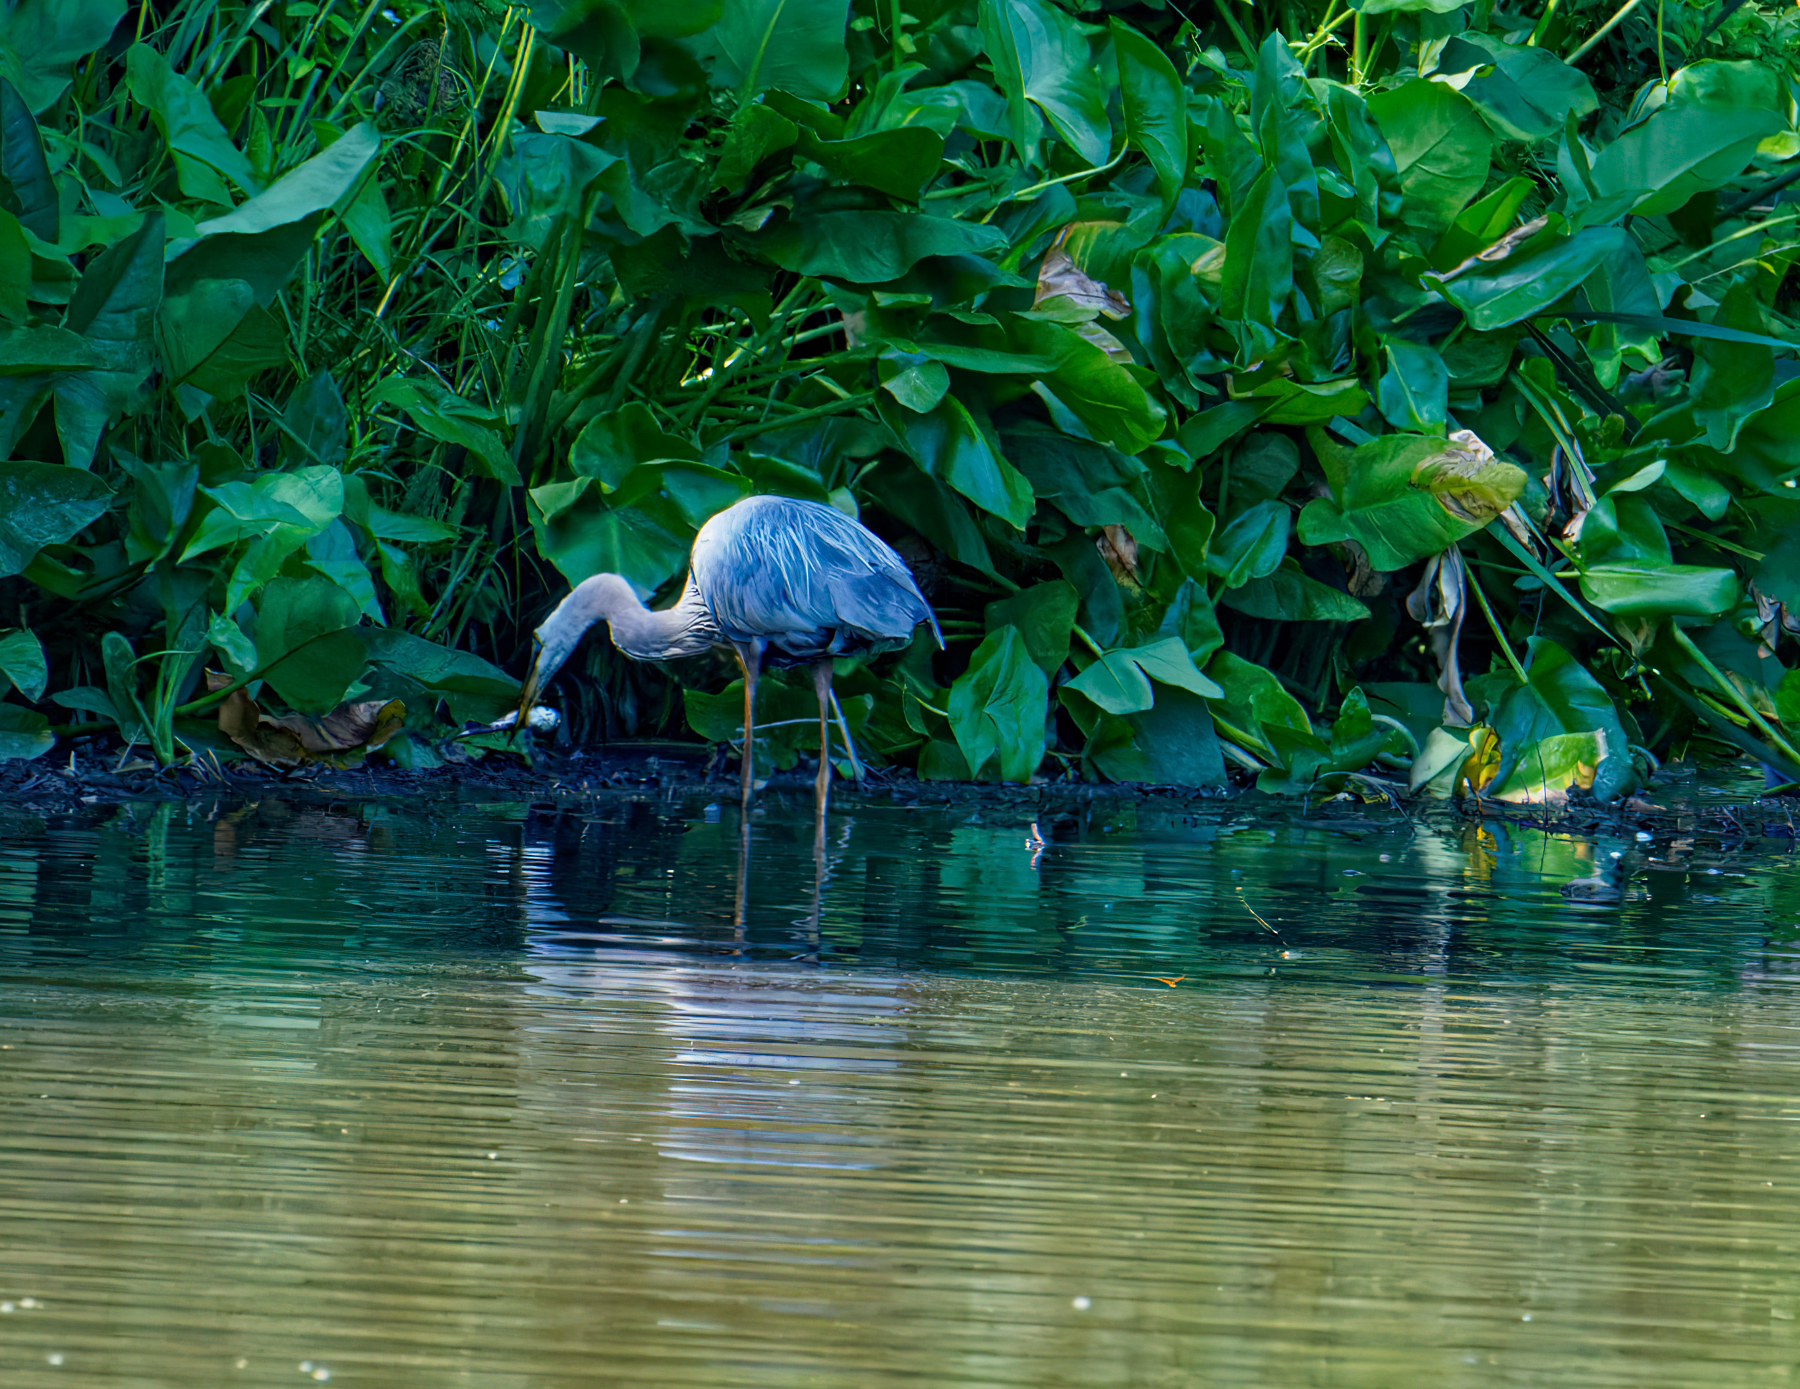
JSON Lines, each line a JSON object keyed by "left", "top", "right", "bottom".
{"left": 457, "top": 706, "right": 562, "bottom": 737}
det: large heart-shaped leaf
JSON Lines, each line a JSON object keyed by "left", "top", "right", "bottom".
{"left": 948, "top": 624, "right": 1048, "bottom": 781}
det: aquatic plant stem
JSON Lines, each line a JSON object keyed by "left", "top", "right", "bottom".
{"left": 1464, "top": 564, "right": 1531, "bottom": 687}
{"left": 1567, "top": 0, "right": 1641, "bottom": 62}
{"left": 1670, "top": 625, "right": 1800, "bottom": 769}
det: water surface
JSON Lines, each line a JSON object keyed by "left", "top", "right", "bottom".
{"left": 2, "top": 788, "right": 1799, "bottom": 1387}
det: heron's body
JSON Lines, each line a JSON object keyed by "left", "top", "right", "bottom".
{"left": 520, "top": 495, "right": 939, "bottom": 813}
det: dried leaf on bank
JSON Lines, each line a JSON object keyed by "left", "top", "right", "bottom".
{"left": 210, "top": 672, "right": 406, "bottom": 768}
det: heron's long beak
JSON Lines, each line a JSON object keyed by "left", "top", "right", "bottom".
{"left": 510, "top": 639, "right": 544, "bottom": 743}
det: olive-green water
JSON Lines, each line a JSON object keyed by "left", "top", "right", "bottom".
{"left": 3, "top": 785, "right": 1800, "bottom": 1388}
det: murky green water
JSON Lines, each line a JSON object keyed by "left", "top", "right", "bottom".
{"left": 3, "top": 786, "right": 1800, "bottom": 1387}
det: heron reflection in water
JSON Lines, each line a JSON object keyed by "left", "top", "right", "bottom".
{"left": 517, "top": 494, "right": 940, "bottom": 938}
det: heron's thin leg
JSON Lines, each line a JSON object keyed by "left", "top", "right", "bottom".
{"left": 811, "top": 658, "right": 833, "bottom": 823}
{"left": 828, "top": 690, "right": 867, "bottom": 784}
{"left": 732, "top": 809, "right": 751, "bottom": 950}
{"left": 734, "top": 640, "right": 765, "bottom": 812}
{"left": 801, "top": 807, "right": 824, "bottom": 963}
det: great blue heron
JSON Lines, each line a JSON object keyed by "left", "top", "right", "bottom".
{"left": 518, "top": 494, "right": 941, "bottom": 813}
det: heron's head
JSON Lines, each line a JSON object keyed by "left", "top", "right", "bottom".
{"left": 511, "top": 584, "right": 611, "bottom": 737}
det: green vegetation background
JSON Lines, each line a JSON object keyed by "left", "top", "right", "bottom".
{"left": 1, "top": 0, "right": 1797, "bottom": 799}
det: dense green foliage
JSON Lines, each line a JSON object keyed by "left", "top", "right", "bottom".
{"left": 0, "top": 0, "right": 1797, "bottom": 797}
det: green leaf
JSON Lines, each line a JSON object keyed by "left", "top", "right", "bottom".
{"left": 715, "top": 102, "right": 799, "bottom": 190}
{"left": 494, "top": 131, "right": 617, "bottom": 249}
{"left": 367, "top": 376, "right": 520, "bottom": 486}
{"left": 182, "top": 467, "right": 343, "bottom": 562}
{"left": 1356, "top": 0, "right": 1466, "bottom": 12}
{"left": 1485, "top": 636, "right": 1634, "bottom": 801}
{"left": 528, "top": 476, "right": 694, "bottom": 594}
{"left": 1378, "top": 337, "right": 1448, "bottom": 432}
{"left": 0, "top": 459, "right": 110, "bottom": 575}
{"left": 1230, "top": 374, "right": 1370, "bottom": 426}
{"left": 948, "top": 624, "right": 1048, "bottom": 781}
{"left": 159, "top": 217, "right": 318, "bottom": 385}
{"left": 1220, "top": 169, "right": 1291, "bottom": 335}
{"left": 339, "top": 155, "right": 392, "bottom": 279}
{"left": 1690, "top": 283, "right": 1776, "bottom": 453}
{"left": 0, "top": 324, "right": 100, "bottom": 375}
{"left": 0, "top": 0, "right": 126, "bottom": 113}
{"left": 1300, "top": 431, "right": 1525, "bottom": 572}
{"left": 56, "top": 211, "right": 164, "bottom": 467}
{"left": 124, "top": 44, "right": 260, "bottom": 202}
{"left": 254, "top": 576, "right": 364, "bottom": 712}
{"left": 1489, "top": 730, "right": 1610, "bottom": 804}
{"left": 119, "top": 454, "right": 196, "bottom": 565}
{"left": 979, "top": 0, "right": 1112, "bottom": 168}
{"left": 886, "top": 394, "right": 1034, "bottom": 530}
{"left": 1558, "top": 311, "right": 1799, "bottom": 353}
{"left": 1005, "top": 429, "right": 1166, "bottom": 549}
{"left": 0, "top": 208, "right": 26, "bottom": 320}
{"left": 1127, "top": 636, "right": 1224, "bottom": 698}
{"left": 794, "top": 125, "right": 944, "bottom": 201}
{"left": 1177, "top": 402, "right": 1257, "bottom": 462}
{"left": 1578, "top": 561, "right": 1739, "bottom": 618}
{"left": 1114, "top": 687, "right": 1226, "bottom": 787}
{"left": 1433, "top": 225, "right": 1627, "bottom": 331}
{"left": 570, "top": 401, "right": 700, "bottom": 491}
{"left": 1590, "top": 104, "right": 1782, "bottom": 217}
{"left": 1, "top": 77, "right": 56, "bottom": 240}
{"left": 1158, "top": 578, "right": 1223, "bottom": 664}
{"left": 0, "top": 702, "right": 51, "bottom": 760}
{"left": 1205, "top": 648, "right": 1311, "bottom": 755}
{"left": 1443, "top": 34, "right": 1598, "bottom": 143}
{"left": 1220, "top": 562, "right": 1372, "bottom": 622}
{"left": 1111, "top": 19, "right": 1187, "bottom": 215}
{"left": 1207, "top": 498, "right": 1289, "bottom": 588}
{"left": 1014, "top": 318, "right": 1167, "bottom": 454}
{"left": 100, "top": 631, "right": 148, "bottom": 743}
{"left": 282, "top": 371, "right": 346, "bottom": 469}
{"left": 191, "top": 124, "right": 380, "bottom": 238}
{"left": 1430, "top": 176, "right": 1534, "bottom": 272}
{"left": 878, "top": 351, "right": 951, "bottom": 413}
{"left": 1367, "top": 80, "right": 1493, "bottom": 238}
{"left": 755, "top": 210, "right": 1008, "bottom": 282}
{"left": 985, "top": 579, "right": 1077, "bottom": 675}
{"left": 206, "top": 611, "right": 256, "bottom": 674}
{"left": 697, "top": 0, "right": 851, "bottom": 101}
{"left": 1065, "top": 647, "right": 1154, "bottom": 714}
{"left": 0, "top": 626, "right": 44, "bottom": 700}
{"left": 362, "top": 629, "right": 520, "bottom": 724}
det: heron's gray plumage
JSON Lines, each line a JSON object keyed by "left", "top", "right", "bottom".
{"left": 690, "top": 495, "right": 939, "bottom": 664}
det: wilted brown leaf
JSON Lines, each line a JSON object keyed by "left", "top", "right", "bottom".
{"left": 1543, "top": 443, "right": 1598, "bottom": 542}
{"left": 1097, "top": 525, "right": 1141, "bottom": 588}
{"left": 213, "top": 674, "right": 407, "bottom": 769}
{"left": 1406, "top": 546, "right": 1475, "bottom": 726}
{"left": 1035, "top": 226, "right": 1131, "bottom": 318}
{"left": 1413, "top": 429, "right": 1526, "bottom": 525}
{"left": 1035, "top": 226, "right": 1133, "bottom": 361}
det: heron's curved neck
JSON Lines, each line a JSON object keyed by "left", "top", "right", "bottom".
{"left": 568, "top": 574, "right": 718, "bottom": 662}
